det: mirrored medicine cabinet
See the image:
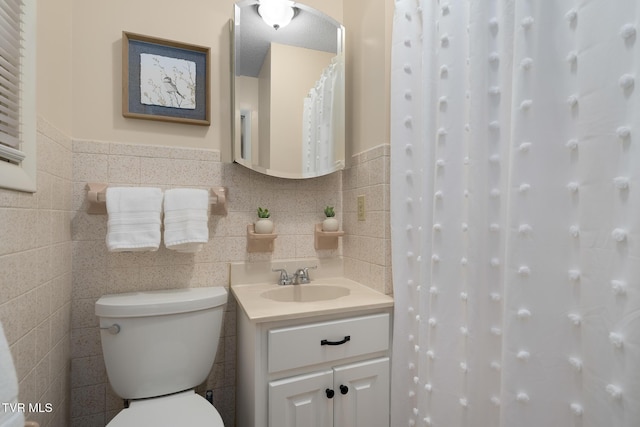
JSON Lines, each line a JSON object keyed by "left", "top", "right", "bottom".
{"left": 231, "top": 0, "right": 345, "bottom": 179}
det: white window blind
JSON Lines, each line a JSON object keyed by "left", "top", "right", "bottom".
{"left": 0, "top": 0, "right": 22, "bottom": 153}
{"left": 0, "top": 0, "right": 35, "bottom": 192}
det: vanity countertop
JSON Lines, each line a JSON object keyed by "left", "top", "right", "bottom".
{"left": 231, "top": 277, "right": 394, "bottom": 322}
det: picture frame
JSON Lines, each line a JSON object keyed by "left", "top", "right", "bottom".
{"left": 122, "top": 31, "right": 211, "bottom": 126}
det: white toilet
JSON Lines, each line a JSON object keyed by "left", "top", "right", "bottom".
{"left": 95, "top": 287, "right": 227, "bottom": 426}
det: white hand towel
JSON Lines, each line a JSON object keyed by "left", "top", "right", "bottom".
{"left": 106, "top": 187, "right": 163, "bottom": 252}
{"left": 0, "top": 322, "right": 24, "bottom": 427}
{"left": 164, "top": 188, "right": 209, "bottom": 253}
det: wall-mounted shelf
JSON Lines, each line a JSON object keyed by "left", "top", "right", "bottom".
{"left": 314, "top": 223, "right": 345, "bottom": 250}
{"left": 247, "top": 224, "right": 277, "bottom": 253}
{"left": 85, "top": 183, "right": 228, "bottom": 215}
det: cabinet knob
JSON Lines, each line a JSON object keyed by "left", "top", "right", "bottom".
{"left": 325, "top": 388, "right": 335, "bottom": 399}
{"left": 340, "top": 385, "right": 349, "bottom": 395}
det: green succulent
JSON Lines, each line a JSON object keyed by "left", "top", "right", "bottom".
{"left": 257, "top": 207, "right": 270, "bottom": 218}
{"left": 324, "top": 206, "right": 335, "bottom": 218}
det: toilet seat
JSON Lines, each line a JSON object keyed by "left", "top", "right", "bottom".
{"left": 106, "top": 390, "right": 224, "bottom": 427}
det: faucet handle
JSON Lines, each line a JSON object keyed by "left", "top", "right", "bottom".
{"left": 294, "top": 265, "right": 317, "bottom": 284}
{"left": 272, "top": 268, "right": 292, "bottom": 285}
{"left": 302, "top": 265, "right": 317, "bottom": 274}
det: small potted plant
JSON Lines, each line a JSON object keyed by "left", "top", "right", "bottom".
{"left": 322, "top": 206, "right": 339, "bottom": 232}
{"left": 254, "top": 207, "right": 274, "bottom": 234}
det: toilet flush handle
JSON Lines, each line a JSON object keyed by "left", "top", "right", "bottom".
{"left": 100, "top": 324, "right": 121, "bottom": 335}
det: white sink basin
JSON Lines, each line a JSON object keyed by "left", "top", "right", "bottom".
{"left": 231, "top": 276, "right": 393, "bottom": 321}
{"left": 261, "top": 284, "right": 350, "bottom": 302}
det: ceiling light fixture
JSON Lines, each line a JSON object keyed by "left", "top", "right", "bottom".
{"left": 258, "top": 0, "right": 296, "bottom": 30}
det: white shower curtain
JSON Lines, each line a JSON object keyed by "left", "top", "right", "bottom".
{"left": 302, "top": 56, "right": 342, "bottom": 175}
{"left": 390, "top": 1, "right": 640, "bottom": 426}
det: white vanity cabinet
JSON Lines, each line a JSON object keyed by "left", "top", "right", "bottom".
{"left": 269, "top": 357, "right": 390, "bottom": 427}
{"left": 236, "top": 309, "right": 392, "bottom": 427}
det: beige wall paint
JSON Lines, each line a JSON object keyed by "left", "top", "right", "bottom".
{"left": 71, "top": 0, "right": 230, "bottom": 151}
{"left": 344, "top": 0, "right": 393, "bottom": 156}
{"left": 70, "top": 0, "right": 392, "bottom": 155}
{"left": 70, "top": 0, "right": 394, "bottom": 159}
{"left": 71, "top": 0, "right": 344, "bottom": 153}
{"left": 269, "top": 43, "right": 335, "bottom": 174}
{"left": 37, "top": 0, "right": 73, "bottom": 135}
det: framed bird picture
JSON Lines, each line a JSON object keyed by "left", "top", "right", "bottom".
{"left": 122, "top": 32, "right": 211, "bottom": 125}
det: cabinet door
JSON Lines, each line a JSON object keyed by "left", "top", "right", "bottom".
{"left": 333, "top": 357, "right": 390, "bottom": 427}
{"left": 269, "top": 370, "right": 334, "bottom": 427}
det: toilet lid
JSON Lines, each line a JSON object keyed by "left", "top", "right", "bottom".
{"left": 107, "top": 391, "right": 224, "bottom": 427}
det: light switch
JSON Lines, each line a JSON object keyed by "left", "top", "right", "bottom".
{"left": 357, "top": 195, "right": 365, "bottom": 221}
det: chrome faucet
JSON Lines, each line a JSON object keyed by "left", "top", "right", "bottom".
{"left": 272, "top": 268, "right": 293, "bottom": 286}
{"left": 272, "top": 265, "right": 317, "bottom": 285}
{"left": 293, "top": 265, "right": 317, "bottom": 284}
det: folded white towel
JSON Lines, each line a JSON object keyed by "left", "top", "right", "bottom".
{"left": 0, "top": 322, "right": 24, "bottom": 427}
{"left": 106, "top": 187, "right": 163, "bottom": 252}
{"left": 164, "top": 188, "right": 209, "bottom": 253}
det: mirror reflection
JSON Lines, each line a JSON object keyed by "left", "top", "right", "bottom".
{"left": 232, "top": 0, "right": 345, "bottom": 179}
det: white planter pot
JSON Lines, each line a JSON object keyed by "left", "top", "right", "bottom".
{"left": 254, "top": 218, "right": 274, "bottom": 234}
{"left": 322, "top": 217, "right": 339, "bottom": 232}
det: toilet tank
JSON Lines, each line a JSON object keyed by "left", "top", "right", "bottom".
{"left": 95, "top": 287, "right": 228, "bottom": 400}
